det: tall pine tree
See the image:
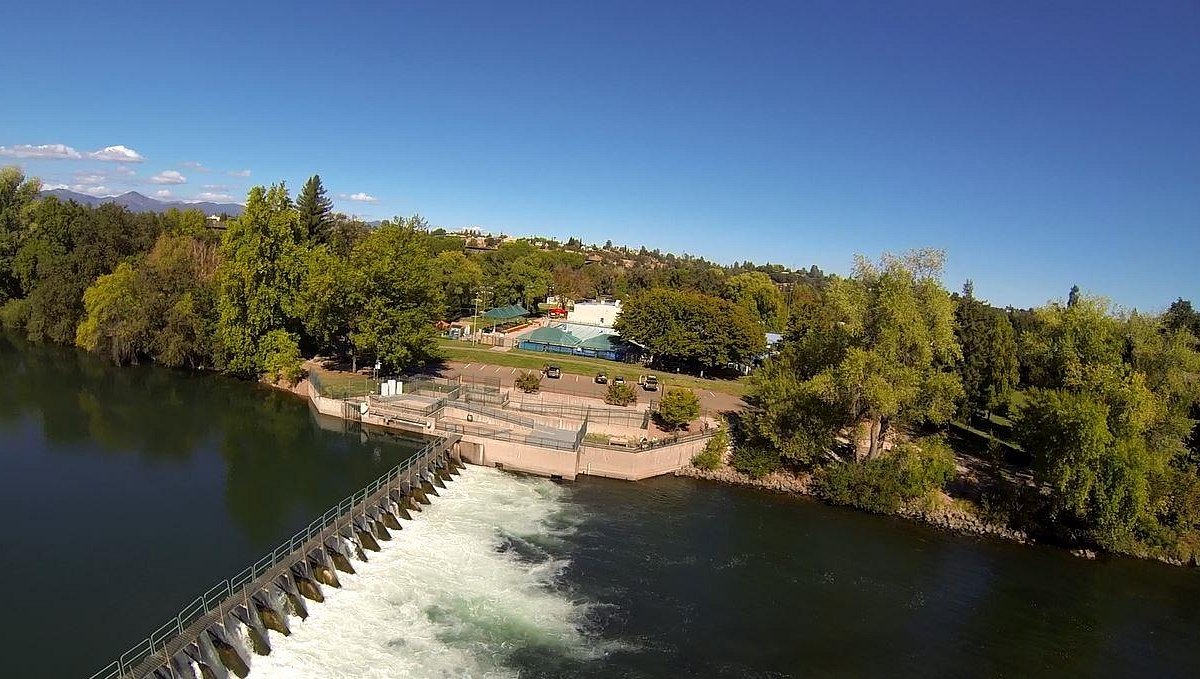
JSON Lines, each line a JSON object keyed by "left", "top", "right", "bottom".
{"left": 954, "top": 281, "right": 1019, "bottom": 418}
{"left": 296, "top": 174, "right": 334, "bottom": 243}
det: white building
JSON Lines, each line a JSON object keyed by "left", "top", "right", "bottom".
{"left": 568, "top": 299, "right": 622, "bottom": 328}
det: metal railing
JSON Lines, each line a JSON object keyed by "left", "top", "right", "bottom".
{"left": 309, "top": 370, "right": 381, "bottom": 400}
{"left": 88, "top": 439, "right": 448, "bottom": 679}
{"left": 438, "top": 420, "right": 581, "bottom": 452}
{"left": 451, "top": 399, "right": 544, "bottom": 430}
{"left": 508, "top": 399, "right": 649, "bottom": 428}
{"left": 581, "top": 429, "right": 713, "bottom": 452}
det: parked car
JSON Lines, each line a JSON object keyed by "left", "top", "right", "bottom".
{"left": 548, "top": 307, "right": 567, "bottom": 318}
{"left": 543, "top": 365, "right": 562, "bottom": 379}
{"left": 641, "top": 375, "right": 659, "bottom": 391}
{"left": 613, "top": 376, "right": 625, "bottom": 386}
{"left": 594, "top": 372, "right": 608, "bottom": 384}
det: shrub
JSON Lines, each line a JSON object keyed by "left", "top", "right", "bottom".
{"left": 657, "top": 388, "right": 700, "bottom": 430}
{"left": 691, "top": 427, "right": 730, "bottom": 470}
{"left": 0, "top": 298, "right": 30, "bottom": 330}
{"left": 817, "top": 437, "right": 957, "bottom": 514}
{"left": 515, "top": 371, "right": 541, "bottom": 393}
{"left": 258, "top": 330, "right": 303, "bottom": 385}
{"left": 731, "top": 444, "right": 781, "bottom": 479}
{"left": 605, "top": 381, "right": 637, "bottom": 406}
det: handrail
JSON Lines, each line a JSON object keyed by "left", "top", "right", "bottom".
{"left": 452, "top": 399, "right": 544, "bottom": 430}
{"left": 582, "top": 430, "right": 712, "bottom": 452}
{"left": 88, "top": 438, "right": 448, "bottom": 679}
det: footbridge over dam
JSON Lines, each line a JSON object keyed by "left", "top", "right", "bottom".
{"left": 88, "top": 435, "right": 465, "bottom": 679}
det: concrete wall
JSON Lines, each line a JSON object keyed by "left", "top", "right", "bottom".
{"left": 577, "top": 437, "right": 708, "bottom": 481}
{"left": 300, "top": 377, "right": 710, "bottom": 483}
{"left": 459, "top": 434, "right": 579, "bottom": 480}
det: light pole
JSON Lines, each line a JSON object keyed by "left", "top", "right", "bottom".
{"left": 472, "top": 286, "right": 492, "bottom": 345}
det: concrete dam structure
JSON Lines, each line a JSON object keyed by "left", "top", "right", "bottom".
{"left": 88, "top": 436, "right": 464, "bottom": 679}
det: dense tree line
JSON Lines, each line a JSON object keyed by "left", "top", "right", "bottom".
{"left": 741, "top": 248, "right": 1200, "bottom": 563}
{"left": 0, "top": 167, "right": 815, "bottom": 381}
{"left": 10, "top": 165, "right": 1195, "bottom": 562}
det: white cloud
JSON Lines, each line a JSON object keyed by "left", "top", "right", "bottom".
{"left": 150, "top": 170, "right": 187, "bottom": 185}
{"left": 74, "top": 172, "right": 107, "bottom": 184}
{"left": 42, "top": 183, "right": 69, "bottom": 190}
{"left": 154, "top": 189, "right": 173, "bottom": 199}
{"left": 114, "top": 165, "right": 137, "bottom": 176}
{"left": 0, "top": 143, "right": 144, "bottom": 162}
{"left": 73, "top": 184, "right": 112, "bottom": 196}
{"left": 0, "top": 143, "right": 83, "bottom": 159}
{"left": 341, "top": 192, "right": 378, "bottom": 203}
{"left": 227, "top": 169, "right": 251, "bottom": 177}
{"left": 180, "top": 161, "right": 209, "bottom": 172}
{"left": 193, "top": 192, "right": 233, "bottom": 202}
{"left": 202, "top": 183, "right": 231, "bottom": 190}
{"left": 87, "top": 145, "right": 145, "bottom": 162}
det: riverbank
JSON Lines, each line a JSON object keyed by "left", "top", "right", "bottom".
{"left": 677, "top": 463, "right": 1028, "bottom": 547}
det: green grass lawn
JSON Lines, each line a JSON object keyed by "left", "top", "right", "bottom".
{"left": 307, "top": 364, "right": 380, "bottom": 398}
{"left": 434, "top": 339, "right": 749, "bottom": 396}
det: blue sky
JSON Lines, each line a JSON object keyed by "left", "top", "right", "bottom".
{"left": 1, "top": 1, "right": 1196, "bottom": 310}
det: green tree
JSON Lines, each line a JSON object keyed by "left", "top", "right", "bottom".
{"left": 347, "top": 223, "right": 443, "bottom": 371}
{"left": 727, "top": 271, "right": 788, "bottom": 332}
{"left": 818, "top": 437, "right": 956, "bottom": 513}
{"left": 604, "top": 381, "right": 637, "bottom": 406}
{"left": 1163, "top": 298, "right": 1200, "bottom": 338}
{"left": 433, "top": 251, "right": 483, "bottom": 318}
{"left": 258, "top": 329, "right": 304, "bottom": 385}
{"left": 657, "top": 388, "right": 701, "bottom": 429}
{"left": 692, "top": 426, "right": 729, "bottom": 470}
{"left": 1013, "top": 297, "right": 1200, "bottom": 553}
{"left": 75, "top": 234, "right": 220, "bottom": 368}
{"left": 750, "top": 250, "right": 963, "bottom": 460}
{"left": 293, "top": 245, "right": 353, "bottom": 354}
{"left": 515, "top": 371, "right": 541, "bottom": 393}
{"left": 215, "top": 184, "right": 305, "bottom": 377}
{"left": 296, "top": 174, "right": 334, "bottom": 243}
{"left": 614, "top": 288, "right": 766, "bottom": 371}
{"left": 1020, "top": 295, "right": 1124, "bottom": 390}
{"left": 75, "top": 262, "right": 143, "bottom": 363}
{"left": 0, "top": 166, "right": 40, "bottom": 302}
{"left": 954, "top": 281, "right": 1018, "bottom": 417}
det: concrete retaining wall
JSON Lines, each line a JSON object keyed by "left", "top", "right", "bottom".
{"left": 458, "top": 434, "right": 579, "bottom": 480}
{"left": 577, "top": 438, "right": 708, "bottom": 481}
{"left": 299, "top": 376, "right": 709, "bottom": 482}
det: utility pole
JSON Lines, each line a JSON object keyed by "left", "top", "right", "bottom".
{"left": 472, "top": 286, "right": 492, "bottom": 345}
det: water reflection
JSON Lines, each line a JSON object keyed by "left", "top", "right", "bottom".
{"left": 0, "top": 333, "right": 424, "bottom": 544}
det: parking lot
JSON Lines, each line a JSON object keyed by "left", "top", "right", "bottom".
{"left": 431, "top": 360, "right": 747, "bottom": 415}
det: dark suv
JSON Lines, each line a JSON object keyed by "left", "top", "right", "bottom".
{"left": 544, "top": 365, "right": 562, "bottom": 379}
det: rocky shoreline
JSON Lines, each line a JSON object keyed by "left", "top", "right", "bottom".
{"left": 676, "top": 464, "right": 1029, "bottom": 544}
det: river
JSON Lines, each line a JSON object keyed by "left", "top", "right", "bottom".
{"left": 2, "top": 336, "right": 1198, "bottom": 677}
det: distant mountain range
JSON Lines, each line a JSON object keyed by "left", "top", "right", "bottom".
{"left": 39, "top": 189, "right": 244, "bottom": 217}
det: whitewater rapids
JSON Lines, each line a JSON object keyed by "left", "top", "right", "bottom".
{"left": 250, "top": 466, "right": 605, "bottom": 678}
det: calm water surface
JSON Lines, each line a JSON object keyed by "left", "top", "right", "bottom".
{"left": 0, "top": 336, "right": 425, "bottom": 677}
{"left": 2, "top": 335, "right": 1198, "bottom": 678}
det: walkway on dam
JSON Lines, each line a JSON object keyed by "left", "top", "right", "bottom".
{"left": 91, "top": 435, "right": 461, "bottom": 679}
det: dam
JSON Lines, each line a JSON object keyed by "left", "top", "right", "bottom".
{"left": 88, "top": 436, "right": 464, "bottom": 679}
{"left": 79, "top": 366, "right": 717, "bottom": 679}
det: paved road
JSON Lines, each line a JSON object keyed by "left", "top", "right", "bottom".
{"left": 428, "top": 360, "right": 747, "bottom": 414}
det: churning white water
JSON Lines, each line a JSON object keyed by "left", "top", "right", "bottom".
{"left": 251, "top": 467, "right": 604, "bottom": 678}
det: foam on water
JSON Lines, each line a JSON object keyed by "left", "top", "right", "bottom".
{"left": 251, "top": 467, "right": 604, "bottom": 678}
